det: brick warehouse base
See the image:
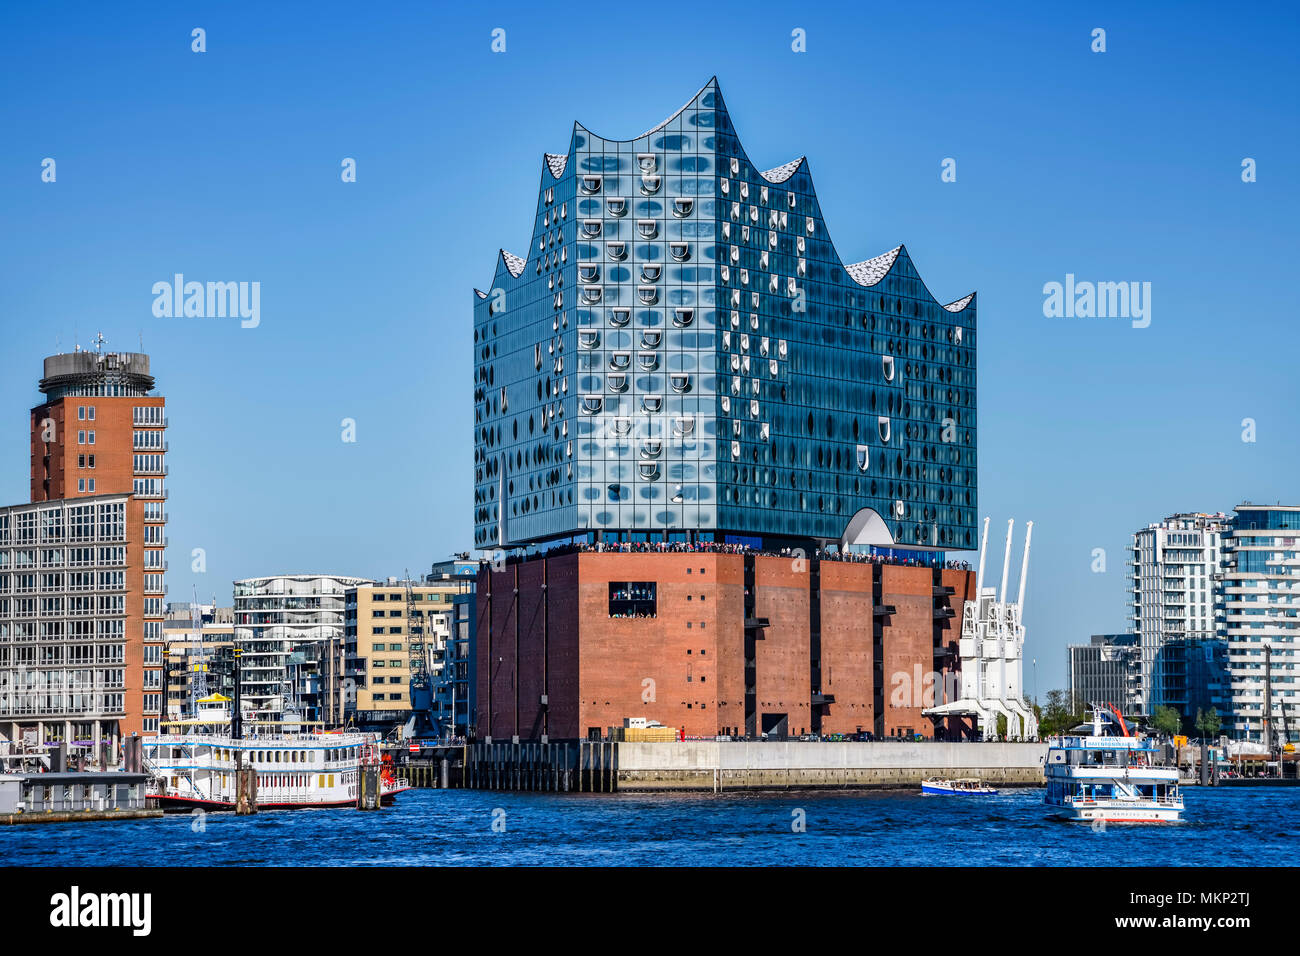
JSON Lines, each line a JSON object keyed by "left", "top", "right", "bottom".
{"left": 475, "top": 552, "right": 976, "bottom": 742}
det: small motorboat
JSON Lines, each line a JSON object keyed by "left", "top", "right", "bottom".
{"left": 921, "top": 778, "right": 998, "bottom": 795}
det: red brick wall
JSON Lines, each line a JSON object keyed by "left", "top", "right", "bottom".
{"left": 752, "top": 556, "right": 812, "bottom": 737}
{"left": 475, "top": 553, "right": 976, "bottom": 743}
{"left": 818, "top": 561, "right": 875, "bottom": 735}
{"left": 30, "top": 397, "right": 165, "bottom": 502}
{"left": 575, "top": 553, "right": 739, "bottom": 739}
{"left": 879, "top": 564, "right": 937, "bottom": 738}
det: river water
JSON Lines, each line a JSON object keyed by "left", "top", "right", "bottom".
{"left": 3, "top": 786, "right": 1294, "bottom": 866}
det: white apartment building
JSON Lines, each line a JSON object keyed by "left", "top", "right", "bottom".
{"left": 1128, "top": 512, "right": 1231, "bottom": 714}
{"left": 232, "top": 574, "right": 372, "bottom": 728}
{"left": 1222, "top": 505, "right": 1300, "bottom": 744}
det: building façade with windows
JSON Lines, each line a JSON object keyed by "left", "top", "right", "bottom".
{"left": 473, "top": 78, "right": 975, "bottom": 556}
{"left": 472, "top": 81, "right": 985, "bottom": 743}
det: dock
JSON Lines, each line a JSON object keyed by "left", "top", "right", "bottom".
{"left": 0, "top": 771, "right": 159, "bottom": 823}
{"left": 390, "top": 740, "right": 1048, "bottom": 793}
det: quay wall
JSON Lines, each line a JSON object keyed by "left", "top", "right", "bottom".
{"left": 616, "top": 741, "right": 1047, "bottom": 791}
{"left": 449, "top": 740, "right": 1047, "bottom": 792}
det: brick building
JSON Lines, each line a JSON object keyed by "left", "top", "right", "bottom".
{"left": 0, "top": 346, "right": 168, "bottom": 765}
{"left": 476, "top": 551, "right": 973, "bottom": 741}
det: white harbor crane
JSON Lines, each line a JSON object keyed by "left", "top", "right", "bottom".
{"left": 924, "top": 517, "right": 1040, "bottom": 740}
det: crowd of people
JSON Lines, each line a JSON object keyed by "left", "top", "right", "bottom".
{"left": 496, "top": 538, "right": 969, "bottom": 571}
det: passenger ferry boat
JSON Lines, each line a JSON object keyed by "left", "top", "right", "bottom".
{"left": 922, "top": 778, "right": 998, "bottom": 795}
{"left": 143, "top": 695, "right": 410, "bottom": 811}
{"left": 1044, "top": 705, "right": 1183, "bottom": 823}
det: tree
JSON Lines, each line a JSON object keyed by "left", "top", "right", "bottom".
{"left": 1038, "top": 690, "right": 1083, "bottom": 737}
{"left": 1195, "top": 707, "right": 1222, "bottom": 738}
{"left": 1152, "top": 705, "right": 1182, "bottom": 737}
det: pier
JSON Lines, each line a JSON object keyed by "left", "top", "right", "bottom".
{"left": 0, "top": 772, "right": 162, "bottom": 825}
{"left": 391, "top": 740, "right": 1047, "bottom": 793}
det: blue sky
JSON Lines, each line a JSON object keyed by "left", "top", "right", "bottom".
{"left": 1, "top": 1, "right": 1296, "bottom": 690}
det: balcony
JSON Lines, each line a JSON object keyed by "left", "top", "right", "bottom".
{"left": 873, "top": 604, "right": 896, "bottom": 618}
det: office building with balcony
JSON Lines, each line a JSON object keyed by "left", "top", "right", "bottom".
{"left": 162, "top": 603, "right": 236, "bottom": 722}
{"left": 1127, "top": 512, "right": 1230, "bottom": 714}
{"left": 232, "top": 574, "right": 372, "bottom": 728}
{"left": 0, "top": 494, "right": 150, "bottom": 763}
{"left": 1222, "top": 504, "right": 1300, "bottom": 744}
{"left": 342, "top": 571, "right": 472, "bottom": 734}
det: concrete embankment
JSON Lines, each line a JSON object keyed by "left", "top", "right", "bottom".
{"left": 617, "top": 741, "right": 1047, "bottom": 792}
{"left": 451, "top": 740, "right": 1046, "bottom": 792}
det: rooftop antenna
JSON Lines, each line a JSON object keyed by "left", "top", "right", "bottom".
{"left": 93, "top": 331, "right": 105, "bottom": 353}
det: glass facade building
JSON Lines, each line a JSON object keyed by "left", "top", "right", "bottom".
{"left": 1222, "top": 505, "right": 1300, "bottom": 742}
{"left": 474, "top": 79, "right": 977, "bottom": 550}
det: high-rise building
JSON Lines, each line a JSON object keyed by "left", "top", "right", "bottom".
{"left": 1068, "top": 634, "right": 1141, "bottom": 714}
{"left": 1127, "top": 512, "right": 1230, "bottom": 714}
{"left": 1222, "top": 504, "right": 1300, "bottom": 744}
{"left": 232, "top": 574, "right": 372, "bottom": 729}
{"left": 28, "top": 346, "right": 168, "bottom": 733}
{"left": 473, "top": 78, "right": 976, "bottom": 554}
{"left": 472, "top": 82, "right": 984, "bottom": 743}
{"left": 0, "top": 345, "right": 169, "bottom": 764}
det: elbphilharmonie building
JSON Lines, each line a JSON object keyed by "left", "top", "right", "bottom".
{"left": 474, "top": 79, "right": 977, "bottom": 553}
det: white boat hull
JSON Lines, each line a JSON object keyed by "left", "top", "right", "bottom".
{"left": 1050, "top": 802, "right": 1182, "bottom": 823}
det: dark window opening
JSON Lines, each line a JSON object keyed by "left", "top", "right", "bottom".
{"left": 609, "top": 581, "right": 656, "bottom": 618}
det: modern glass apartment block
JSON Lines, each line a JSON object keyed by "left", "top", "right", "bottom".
{"left": 1222, "top": 505, "right": 1300, "bottom": 743}
{"left": 473, "top": 79, "right": 977, "bottom": 551}
{"left": 1127, "top": 512, "right": 1231, "bottom": 714}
